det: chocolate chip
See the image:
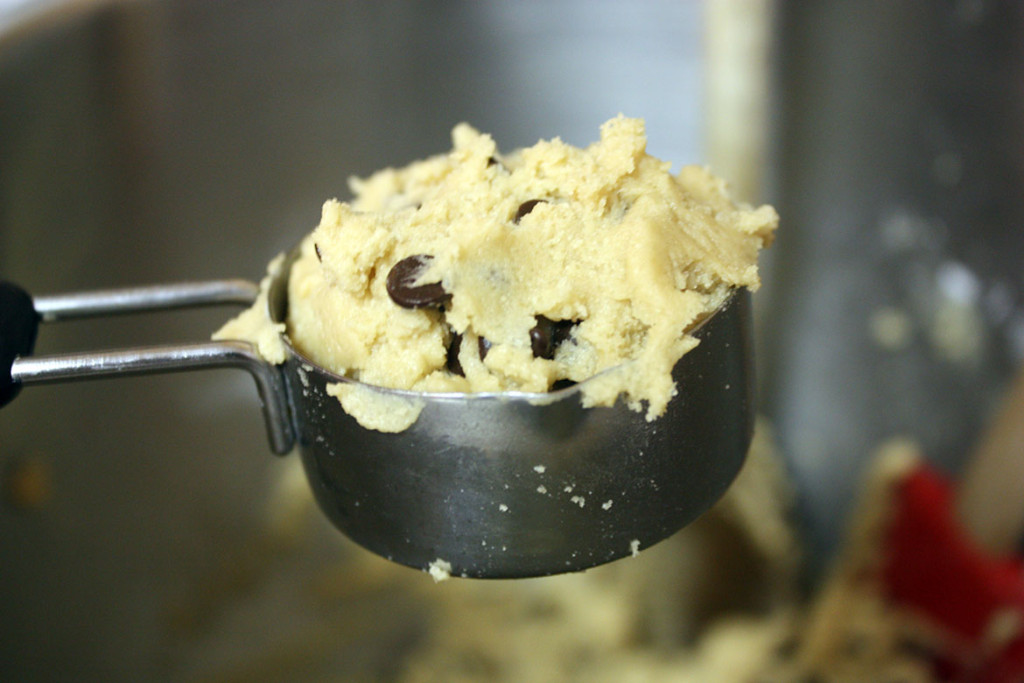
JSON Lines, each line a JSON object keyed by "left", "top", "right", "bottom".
{"left": 551, "top": 379, "right": 577, "bottom": 391}
{"left": 314, "top": 243, "right": 323, "bottom": 262}
{"left": 386, "top": 254, "right": 450, "bottom": 309}
{"left": 530, "top": 320, "right": 554, "bottom": 358}
{"left": 529, "top": 316, "right": 576, "bottom": 359}
{"left": 513, "top": 199, "right": 546, "bottom": 224}
{"left": 447, "top": 331, "right": 464, "bottom": 376}
{"left": 448, "top": 332, "right": 494, "bottom": 376}
{"left": 488, "top": 156, "right": 511, "bottom": 174}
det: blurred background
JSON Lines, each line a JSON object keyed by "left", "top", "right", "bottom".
{"left": 1, "top": 1, "right": 1022, "bottom": 680}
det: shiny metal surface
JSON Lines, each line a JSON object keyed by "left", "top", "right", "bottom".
{"left": 276, "top": 284, "right": 754, "bottom": 578}
{"left": 33, "top": 279, "right": 259, "bottom": 320}
{"left": 13, "top": 341, "right": 294, "bottom": 454}
{"left": 762, "top": 1, "right": 1024, "bottom": 572}
{"left": 9, "top": 279, "right": 294, "bottom": 453}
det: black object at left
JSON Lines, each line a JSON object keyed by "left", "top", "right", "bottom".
{"left": 0, "top": 281, "right": 40, "bottom": 408}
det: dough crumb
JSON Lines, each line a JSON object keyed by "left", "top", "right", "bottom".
{"left": 427, "top": 558, "right": 453, "bottom": 583}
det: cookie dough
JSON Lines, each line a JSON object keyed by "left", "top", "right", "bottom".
{"left": 216, "top": 116, "right": 776, "bottom": 428}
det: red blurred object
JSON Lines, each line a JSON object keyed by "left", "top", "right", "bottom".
{"left": 883, "top": 463, "right": 1024, "bottom": 682}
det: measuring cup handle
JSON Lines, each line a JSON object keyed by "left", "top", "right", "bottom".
{"left": 0, "top": 278, "right": 294, "bottom": 454}
{"left": 0, "top": 281, "right": 40, "bottom": 408}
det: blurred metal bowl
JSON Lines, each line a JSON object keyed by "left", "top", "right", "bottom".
{"left": 3, "top": 0, "right": 1022, "bottom": 680}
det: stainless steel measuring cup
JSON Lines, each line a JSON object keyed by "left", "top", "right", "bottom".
{"left": 1, "top": 252, "right": 754, "bottom": 578}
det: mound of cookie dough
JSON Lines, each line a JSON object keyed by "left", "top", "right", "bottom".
{"left": 217, "top": 116, "right": 776, "bottom": 427}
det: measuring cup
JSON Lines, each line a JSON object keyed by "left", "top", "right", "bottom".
{"left": 1, "top": 251, "right": 753, "bottom": 578}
